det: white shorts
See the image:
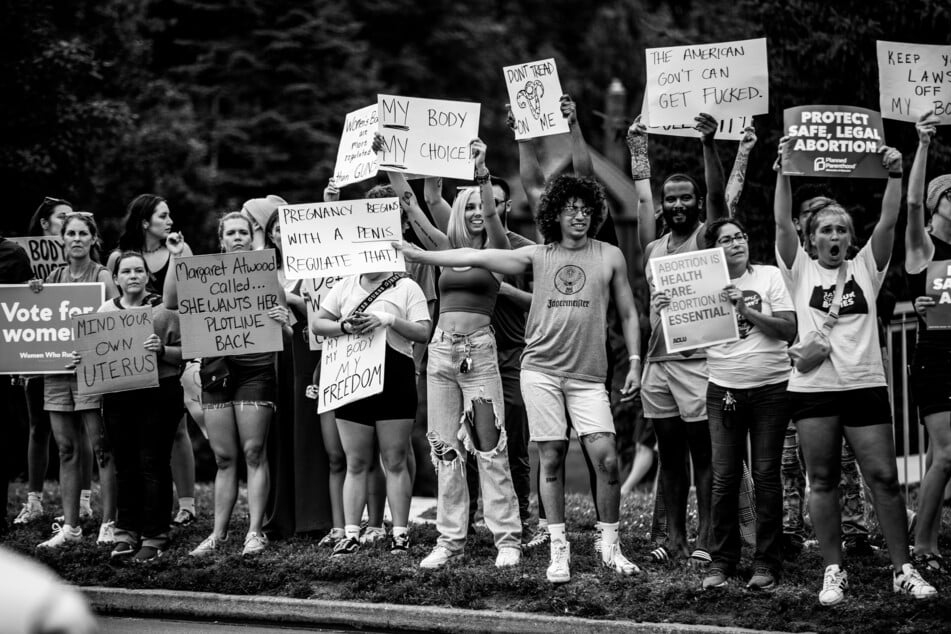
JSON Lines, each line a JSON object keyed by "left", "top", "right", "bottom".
{"left": 520, "top": 369, "right": 614, "bottom": 442}
{"left": 640, "top": 359, "right": 708, "bottom": 422}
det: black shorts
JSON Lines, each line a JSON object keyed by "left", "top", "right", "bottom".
{"left": 910, "top": 349, "right": 951, "bottom": 418}
{"left": 789, "top": 387, "right": 891, "bottom": 428}
{"left": 335, "top": 345, "right": 417, "bottom": 426}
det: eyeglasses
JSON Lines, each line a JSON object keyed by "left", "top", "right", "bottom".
{"left": 561, "top": 205, "right": 593, "bottom": 218}
{"left": 716, "top": 232, "right": 748, "bottom": 246}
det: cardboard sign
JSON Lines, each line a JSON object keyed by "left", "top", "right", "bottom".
{"left": 278, "top": 198, "right": 405, "bottom": 279}
{"left": 925, "top": 260, "right": 951, "bottom": 329}
{"left": 782, "top": 106, "right": 888, "bottom": 179}
{"left": 303, "top": 277, "right": 343, "bottom": 351}
{"left": 649, "top": 248, "right": 738, "bottom": 353}
{"left": 645, "top": 38, "right": 769, "bottom": 126}
{"left": 175, "top": 249, "right": 284, "bottom": 358}
{"left": 377, "top": 95, "right": 481, "bottom": 179}
{"left": 503, "top": 58, "right": 570, "bottom": 140}
{"left": 333, "top": 104, "right": 380, "bottom": 187}
{"left": 877, "top": 41, "right": 951, "bottom": 124}
{"left": 0, "top": 283, "right": 103, "bottom": 374}
{"left": 8, "top": 237, "right": 67, "bottom": 280}
{"left": 73, "top": 306, "right": 159, "bottom": 395}
{"left": 317, "top": 328, "right": 386, "bottom": 413}
{"left": 639, "top": 93, "right": 750, "bottom": 141}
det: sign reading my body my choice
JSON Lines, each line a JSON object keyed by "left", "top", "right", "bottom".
{"left": 649, "top": 248, "right": 738, "bottom": 353}
{"left": 278, "top": 198, "right": 405, "bottom": 280}
{"left": 176, "top": 249, "right": 283, "bottom": 358}
{"left": 877, "top": 41, "right": 951, "bottom": 124}
{"left": 645, "top": 38, "right": 769, "bottom": 127}
{"left": 8, "top": 237, "right": 68, "bottom": 280}
{"left": 376, "top": 95, "right": 481, "bottom": 180}
{"left": 782, "top": 106, "right": 887, "bottom": 179}
{"left": 0, "top": 283, "right": 103, "bottom": 374}
{"left": 72, "top": 306, "right": 158, "bottom": 395}
{"left": 503, "top": 58, "right": 570, "bottom": 140}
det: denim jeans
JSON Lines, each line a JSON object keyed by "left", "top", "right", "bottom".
{"left": 708, "top": 381, "right": 788, "bottom": 573}
{"left": 427, "top": 326, "right": 520, "bottom": 552}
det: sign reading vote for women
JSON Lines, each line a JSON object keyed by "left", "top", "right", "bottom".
{"left": 649, "top": 248, "right": 737, "bottom": 353}
{"left": 304, "top": 277, "right": 343, "bottom": 351}
{"left": 72, "top": 306, "right": 158, "bottom": 395}
{"left": 503, "top": 58, "right": 570, "bottom": 140}
{"left": 9, "top": 237, "right": 68, "bottom": 280}
{"left": 638, "top": 94, "right": 750, "bottom": 141}
{"left": 877, "top": 41, "right": 951, "bottom": 124}
{"left": 782, "top": 106, "right": 887, "bottom": 179}
{"left": 0, "top": 283, "right": 102, "bottom": 374}
{"left": 333, "top": 104, "right": 380, "bottom": 187}
{"left": 175, "top": 249, "right": 283, "bottom": 358}
{"left": 278, "top": 198, "right": 405, "bottom": 280}
{"left": 377, "top": 95, "right": 481, "bottom": 180}
{"left": 318, "top": 328, "right": 386, "bottom": 413}
{"left": 925, "top": 261, "right": 951, "bottom": 329}
{"left": 645, "top": 38, "right": 769, "bottom": 127}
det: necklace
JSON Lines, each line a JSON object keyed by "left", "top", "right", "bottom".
{"left": 143, "top": 243, "right": 164, "bottom": 254}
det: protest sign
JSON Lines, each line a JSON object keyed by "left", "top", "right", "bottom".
{"left": 278, "top": 198, "right": 405, "bottom": 280}
{"left": 0, "top": 283, "right": 103, "bottom": 374}
{"left": 649, "top": 248, "right": 737, "bottom": 353}
{"left": 303, "top": 276, "right": 343, "bottom": 351}
{"left": 333, "top": 104, "right": 380, "bottom": 187}
{"left": 645, "top": 38, "right": 769, "bottom": 127}
{"left": 175, "top": 249, "right": 284, "bottom": 358}
{"left": 503, "top": 58, "right": 570, "bottom": 140}
{"left": 877, "top": 41, "right": 951, "bottom": 124}
{"left": 925, "top": 260, "right": 951, "bottom": 329}
{"left": 9, "top": 237, "right": 67, "bottom": 280}
{"left": 782, "top": 106, "right": 887, "bottom": 179}
{"left": 317, "top": 328, "right": 386, "bottom": 413}
{"left": 73, "top": 306, "right": 158, "bottom": 395}
{"left": 377, "top": 95, "right": 481, "bottom": 179}
{"left": 639, "top": 93, "right": 750, "bottom": 141}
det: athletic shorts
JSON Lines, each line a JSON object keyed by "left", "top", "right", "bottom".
{"left": 789, "top": 387, "right": 892, "bottom": 427}
{"left": 335, "top": 345, "right": 417, "bottom": 426}
{"left": 910, "top": 349, "right": 951, "bottom": 418}
{"left": 44, "top": 374, "right": 101, "bottom": 413}
{"left": 201, "top": 356, "right": 276, "bottom": 409}
{"left": 520, "top": 369, "right": 614, "bottom": 441}
{"left": 640, "top": 359, "right": 708, "bottom": 422}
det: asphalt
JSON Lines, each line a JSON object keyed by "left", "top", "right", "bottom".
{"left": 84, "top": 586, "right": 798, "bottom": 634}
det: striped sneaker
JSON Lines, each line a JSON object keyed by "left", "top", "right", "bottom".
{"left": 894, "top": 564, "right": 937, "bottom": 600}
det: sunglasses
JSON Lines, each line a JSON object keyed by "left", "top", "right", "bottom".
{"left": 64, "top": 211, "right": 95, "bottom": 219}
{"left": 43, "top": 196, "right": 72, "bottom": 207}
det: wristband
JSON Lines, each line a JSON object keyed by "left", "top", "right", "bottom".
{"left": 628, "top": 354, "right": 641, "bottom": 362}
{"left": 339, "top": 320, "right": 349, "bottom": 335}
{"left": 888, "top": 171, "right": 903, "bottom": 179}
{"left": 475, "top": 169, "right": 491, "bottom": 185}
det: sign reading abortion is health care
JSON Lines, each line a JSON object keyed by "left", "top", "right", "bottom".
{"left": 333, "top": 104, "right": 380, "bottom": 187}
{"left": 877, "top": 41, "right": 951, "bottom": 124}
{"left": 645, "top": 38, "right": 769, "bottom": 127}
{"left": 503, "top": 58, "right": 570, "bottom": 140}
{"left": 318, "top": 328, "right": 386, "bottom": 413}
{"left": 377, "top": 95, "right": 481, "bottom": 180}
{"left": 638, "top": 94, "right": 751, "bottom": 141}
{"left": 0, "top": 283, "right": 103, "bottom": 374}
{"left": 175, "top": 249, "right": 284, "bottom": 358}
{"left": 278, "top": 198, "right": 405, "bottom": 280}
{"left": 8, "top": 237, "right": 67, "bottom": 281}
{"left": 925, "top": 261, "right": 951, "bottom": 330}
{"left": 649, "top": 248, "right": 737, "bottom": 353}
{"left": 782, "top": 106, "right": 888, "bottom": 179}
{"left": 73, "top": 306, "right": 158, "bottom": 395}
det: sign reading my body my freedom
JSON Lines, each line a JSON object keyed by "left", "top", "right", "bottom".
{"left": 645, "top": 38, "right": 769, "bottom": 127}
{"left": 649, "top": 248, "right": 738, "bottom": 353}
{"left": 877, "top": 41, "right": 951, "bottom": 124}
{"left": 317, "top": 328, "right": 386, "bottom": 414}
{"left": 333, "top": 104, "right": 380, "bottom": 187}
{"left": 278, "top": 198, "right": 405, "bottom": 280}
{"left": 503, "top": 58, "right": 570, "bottom": 140}
{"left": 8, "top": 237, "right": 67, "bottom": 280}
{"left": 376, "top": 95, "right": 481, "bottom": 180}
{"left": 0, "top": 283, "right": 103, "bottom": 374}
{"left": 782, "top": 106, "right": 888, "bottom": 179}
{"left": 73, "top": 306, "right": 158, "bottom": 395}
{"left": 925, "top": 261, "right": 951, "bottom": 329}
{"left": 176, "top": 249, "right": 284, "bottom": 358}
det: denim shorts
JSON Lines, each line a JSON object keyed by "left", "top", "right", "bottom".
{"left": 200, "top": 355, "right": 276, "bottom": 409}
{"left": 44, "top": 374, "right": 102, "bottom": 413}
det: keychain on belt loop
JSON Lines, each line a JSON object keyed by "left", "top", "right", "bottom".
{"left": 460, "top": 339, "right": 473, "bottom": 374}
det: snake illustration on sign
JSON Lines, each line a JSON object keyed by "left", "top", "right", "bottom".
{"left": 517, "top": 80, "right": 545, "bottom": 119}
{"left": 554, "top": 265, "right": 586, "bottom": 295}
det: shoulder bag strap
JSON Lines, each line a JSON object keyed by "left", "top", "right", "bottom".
{"left": 348, "top": 273, "right": 406, "bottom": 318}
{"left": 821, "top": 264, "right": 849, "bottom": 332}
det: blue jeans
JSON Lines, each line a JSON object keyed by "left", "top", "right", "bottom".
{"left": 708, "top": 381, "right": 788, "bottom": 573}
{"left": 427, "top": 326, "right": 520, "bottom": 552}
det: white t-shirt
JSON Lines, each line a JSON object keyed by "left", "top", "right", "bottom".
{"left": 706, "top": 265, "right": 794, "bottom": 389}
{"left": 322, "top": 275, "right": 429, "bottom": 359}
{"left": 777, "top": 242, "right": 887, "bottom": 392}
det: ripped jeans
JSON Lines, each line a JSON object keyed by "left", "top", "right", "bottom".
{"left": 427, "top": 326, "right": 521, "bottom": 553}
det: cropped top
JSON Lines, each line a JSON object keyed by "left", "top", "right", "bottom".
{"left": 438, "top": 266, "right": 500, "bottom": 316}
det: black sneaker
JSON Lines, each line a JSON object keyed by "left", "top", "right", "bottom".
{"left": 110, "top": 542, "right": 135, "bottom": 559}
{"left": 332, "top": 536, "right": 360, "bottom": 558}
{"left": 390, "top": 533, "right": 410, "bottom": 554}
{"left": 132, "top": 546, "right": 162, "bottom": 562}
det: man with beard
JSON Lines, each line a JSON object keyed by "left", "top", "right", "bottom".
{"left": 627, "top": 113, "right": 727, "bottom": 565}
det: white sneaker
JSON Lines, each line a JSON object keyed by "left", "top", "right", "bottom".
{"left": 14, "top": 500, "right": 43, "bottom": 525}
{"left": 97, "top": 521, "right": 116, "bottom": 544}
{"left": 495, "top": 546, "right": 521, "bottom": 568}
{"left": 360, "top": 526, "right": 387, "bottom": 544}
{"left": 601, "top": 542, "right": 640, "bottom": 576}
{"left": 190, "top": 533, "right": 227, "bottom": 557}
{"left": 894, "top": 563, "right": 937, "bottom": 600}
{"left": 547, "top": 540, "right": 571, "bottom": 584}
{"left": 819, "top": 564, "right": 848, "bottom": 606}
{"left": 37, "top": 523, "right": 82, "bottom": 549}
{"left": 242, "top": 532, "right": 268, "bottom": 556}
{"left": 419, "top": 545, "right": 461, "bottom": 569}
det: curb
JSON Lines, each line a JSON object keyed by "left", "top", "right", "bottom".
{"left": 83, "top": 586, "right": 796, "bottom": 634}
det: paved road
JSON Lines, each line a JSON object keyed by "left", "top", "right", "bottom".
{"left": 99, "top": 616, "right": 382, "bottom": 633}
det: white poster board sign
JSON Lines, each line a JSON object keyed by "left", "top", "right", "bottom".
{"left": 333, "top": 104, "right": 380, "bottom": 187}
{"left": 640, "top": 93, "right": 750, "bottom": 141}
{"left": 318, "top": 328, "right": 386, "bottom": 413}
{"left": 503, "top": 58, "right": 570, "bottom": 140}
{"left": 877, "top": 41, "right": 951, "bottom": 124}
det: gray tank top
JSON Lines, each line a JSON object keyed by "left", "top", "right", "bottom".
{"left": 521, "top": 240, "right": 608, "bottom": 382}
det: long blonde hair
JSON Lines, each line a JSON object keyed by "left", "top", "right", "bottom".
{"left": 447, "top": 187, "right": 482, "bottom": 249}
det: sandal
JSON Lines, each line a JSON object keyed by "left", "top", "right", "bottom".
{"left": 911, "top": 551, "right": 948, "bottom": 575}
{"left": 649, "top": 545, "right": 671, "bottom": 563}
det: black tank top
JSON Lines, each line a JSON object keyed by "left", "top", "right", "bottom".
{"left": 908, "top": 232, "right": 951, "bottom": 356}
